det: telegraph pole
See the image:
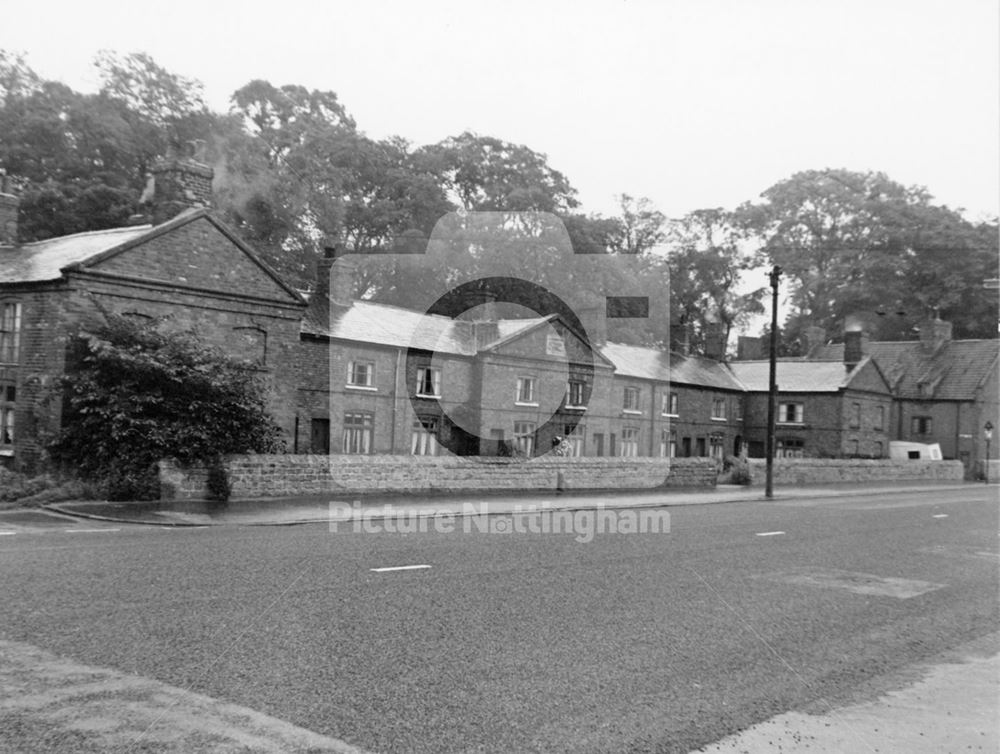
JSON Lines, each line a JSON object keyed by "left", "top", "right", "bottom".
{"left": 765, "top": 265, "right": 782, "bottom": 499}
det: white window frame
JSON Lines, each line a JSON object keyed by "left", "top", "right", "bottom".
{"left": 416, "top": 367, "right": 441, "bottom": 398}
{"left": 777, "top": 402, "right": 804, "bottom": 424}
{"left": 620, "top": 427, "right": 639, "bottom": 457}
{"left": 0, "top": 379, "right": 14, "bottom": 454}
{"left": 346, "top": 360, "right": 376, "bottom": 390}
{"left": 343, "top": 411, "right": 373, "bottom": 454}
{"left": 411, "top": 416, "right": 439, "bottom": 456}
{"left": 513, "top": 421, "right": 536, "bottom": 455}
{"left": 623, "top": 386, "right": 641, "bottom": 414}
{"left": 515, "top": 376, "right": 537, "bottom": 406}
{"left": 564, "top": 423, "right": 585, "bottom": 457}
{"left": 0, "top": 302, "right": 21, "bottom": 365}
{"left": 776, "top": 437, "right": 804, "bottom": 458}
{"left": 711, "top": 397, "right": 727, "bottom": 421}
{"left": 662, "top": 391, "right": 679, "bottom": 417}
{"left": 566, "top": 380, "right": 586, "bottom": 409}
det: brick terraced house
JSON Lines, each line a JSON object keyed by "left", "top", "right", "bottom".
{"left": 0, "top": 156, "right": 305, "bottom": 472}
{"left": 1, "top": 154, "right": 996, "bottom": 476}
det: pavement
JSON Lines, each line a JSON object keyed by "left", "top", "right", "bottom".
{"left": 42, "top": 479, "right": 984, "bottom": 527}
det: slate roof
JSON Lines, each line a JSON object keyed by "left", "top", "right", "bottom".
{"left": 303, "top": 299, "right": 746, "bottom": 390}
{"left": 589, "top": 342, "right": 745, "bottom": 391}
{"left": 0, "top": 209, "right": 303, "bottom": 303}
{"left": 811, "top": 340, "right": 999, "bottom": 400}
{"left": 0, "top": 225, "right": 153, "bottom": 283}
{"left": 728, "top": 358, "right": 875, "bottom": 392}
{"left": 301, "top": 299, "right": 546, "bottom": 355}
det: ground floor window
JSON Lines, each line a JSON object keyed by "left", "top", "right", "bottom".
{"left": 911, "top": 416, "right": 933, "bottom": 435}
{"left": 0, "top": 376, "right": 15, "bottom": 451}
{"left": 343, "top": 411, "right": 373, "bottom": 454}
{"left": 710, "top": 434, "right": 725, "bottom": 459}
{"left": 776, "top": 437, "right": 804, "bottom": 458}
{"left": 659, "top": 429, "right": 677, "bottom": 458}
{"left": 514, "top": 421, "right": 536, "bottom": 456}
{"left": 411, "top": 416, "right": 439, "bottom": 455}
{"left": 563, "top": 423, "right": 585, "bottom": 457}
{"left": 620, "top": 427, "right": 639, "bottom": 457}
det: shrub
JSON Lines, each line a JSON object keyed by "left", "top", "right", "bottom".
{"left": 49, "top": 315, "right": 284, "bottom": 501}
{"left": 719, "top": 454, "right": 753, "bottom": 485}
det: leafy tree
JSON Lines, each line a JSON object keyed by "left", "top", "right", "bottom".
{"left": 745, "top": 168, "right": 999, "bottom": 341}
{"left": 415, "top": 132, "right": 578, "bottom": 213}
{"left": 49, "top": 316, "right": 283, "bottom": 500}
{"left": 662, "top": 207, "right": 765, "bottom": 353}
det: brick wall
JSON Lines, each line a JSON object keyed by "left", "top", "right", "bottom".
{"left": 159, "top": 455, "right": 717, "bottom": 500}
{"left": 747, "top": 458, "right": 964, "bottom": 485}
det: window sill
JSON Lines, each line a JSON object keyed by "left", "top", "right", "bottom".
{"left": 661, "top": 413, "right": 679, "bottom": 419}
{"left": 515, "top": 402, "right": 539, "bottom": 407}
{"left": 711, "top": 417, "right": 728, "bottom": 422}
{"left": 345, "top": 385, "right": 378, "bottom": 392}
{"left": 563, "top": 405, "right": 587, "bottom": 411}
{"left": 622, "top": 409, "right": 643, "bottom": 415}
{"left": 0, "top": 449, "right": 12, "bottom": 457}
{"left": 415, "top": 393, "right": 442, "bottom": 399}
{"left": 776, "top": 421, "right": 805, "bottom": 427}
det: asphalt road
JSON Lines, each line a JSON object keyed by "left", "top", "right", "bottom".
{"left": 0, "top": 488, "right": 997, "bottom": 753}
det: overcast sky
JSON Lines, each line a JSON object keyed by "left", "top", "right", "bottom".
{"left": 3, "top": 0, "right": 998, "bottom": 223}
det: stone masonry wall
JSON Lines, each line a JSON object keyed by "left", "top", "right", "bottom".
{"left": 747, "top": 458, "right": 964, "bottom": 485}
{"left": 159, "top": 456, "right": 716, "bottom": 501}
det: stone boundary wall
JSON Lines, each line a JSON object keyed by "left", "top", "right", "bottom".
{"left": 747, "top": 458, "right": 965, "bottom": 485}
{"left": 159, "top": 455, "right": 717, "bottom": 501}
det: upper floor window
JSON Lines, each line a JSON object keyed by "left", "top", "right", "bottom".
{"left": 516, "top": 376, "right": 536, "bottom": 405}
{"left": 623, "top": 387, "right": 641, "bottom": 413}
{"left": 0, "top": 303, "right": 21, "bottom": 365}
{"left": 875, "top": 405, "right": 885, "bottom": 431}
{"left": 662, "top": 392, "right": 679, "bottom": 416}
{"left": 911, "top": 416, "right": 932, "bottom": 435}
{"left": 778, "top": 402, "right": 804, "bottom": 424}
{"left": 566, "top": 380, "right": 586, "bottom": 408}
{"left": 347, "top": 360, "right": 375, "bottom": 388}
{"left": 416, "top": 367, "right": 441, "bottom": 397}
{"left": 711, "top": 398, "right": 726, "bottom": 420}
{"left": 849, "top": 403, "right": 861, "bottom": 429}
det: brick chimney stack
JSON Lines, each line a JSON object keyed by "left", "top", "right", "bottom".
{"left": 843, "top": 330, "right": 867, "bottom": 370}
{"left": 919, "top": 317, "right": 952, "bottom": 353}
{"left": 147, "top": 143, "right": 214, "bottom": 225}
{"left": 0, "top": 171, "right": 18, "bottom": 247}
{"left": 703, "top": 323, "right": 727, "bottom": 362}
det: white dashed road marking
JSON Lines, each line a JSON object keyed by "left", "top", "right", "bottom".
{"left": 65, "top": 528, "right": 121, "bottom": 533}
{"left": 932, "top": 514, "right": 948, "bottom": 518}
{"left": 0, "top": 531, "right": 16, "bottom": 536}
{"left": 756, "top": 531, "right": 785, "bottom": 537}
{"left": 370, "top": 564, "right": 432, "bottom": 573}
